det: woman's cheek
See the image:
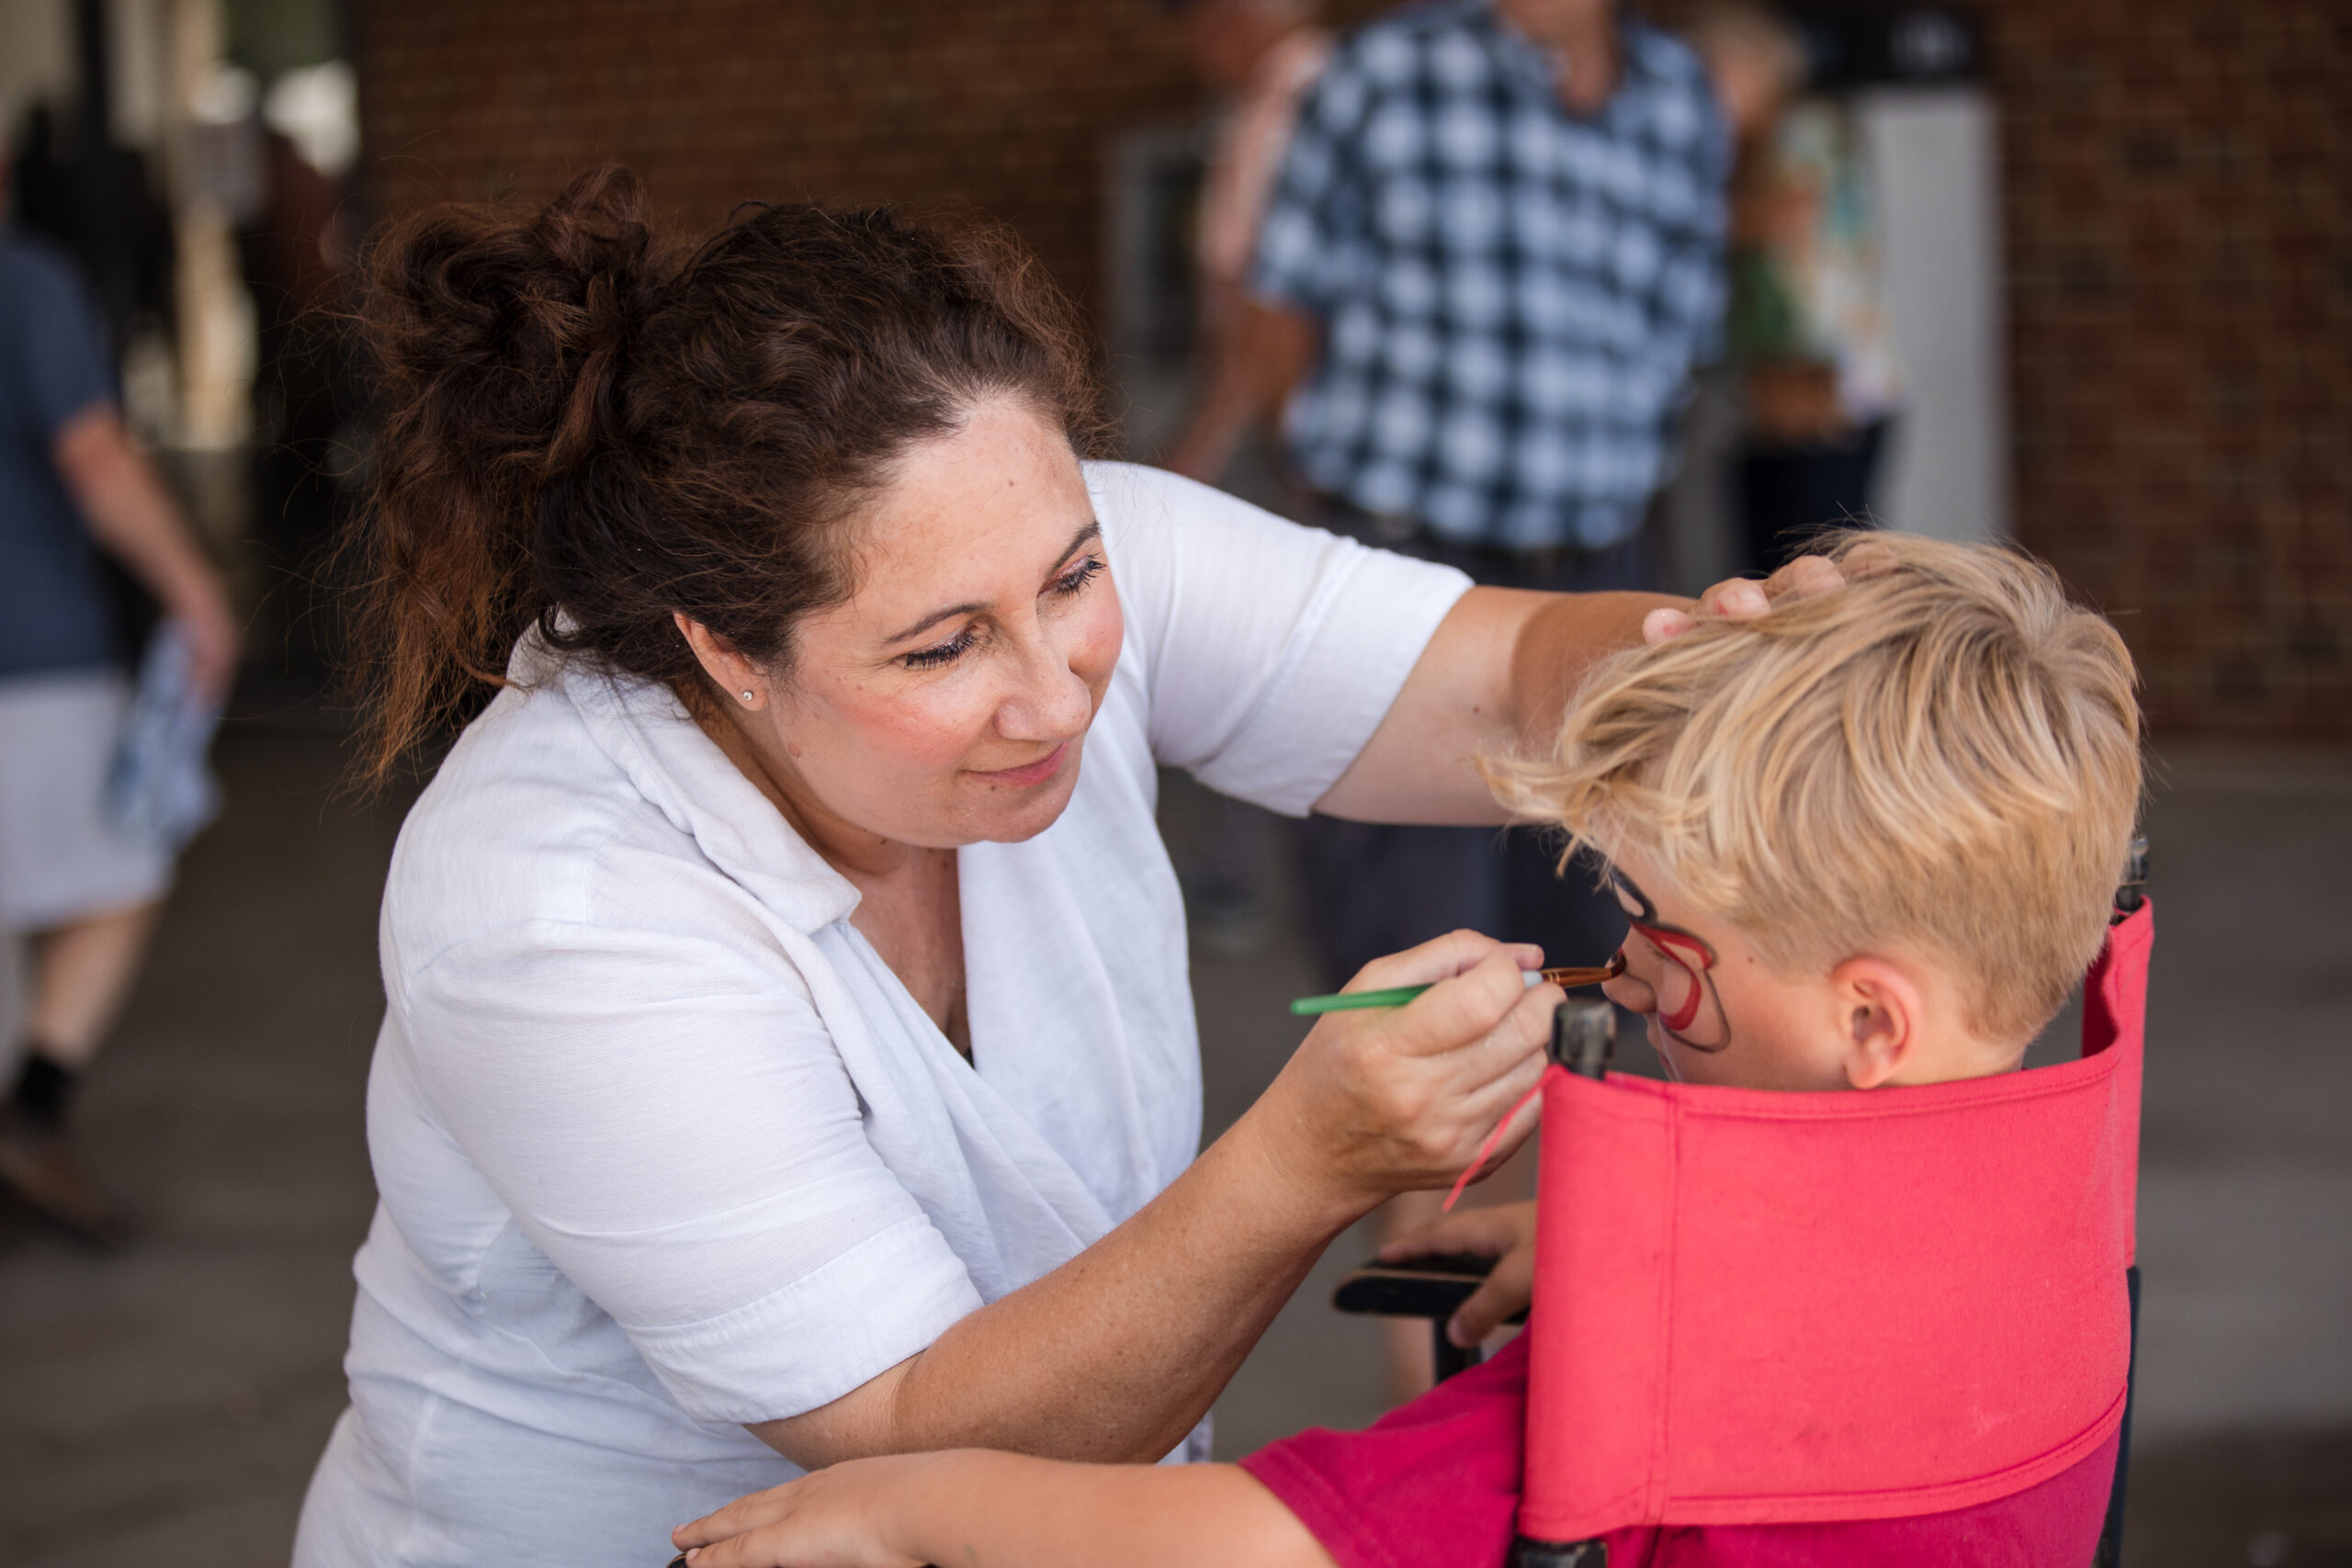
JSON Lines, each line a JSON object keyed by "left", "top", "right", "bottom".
{"left": 850, "top": 683, "right": 995, "bottom": 776}
{"left": 1071, "top": 590, "right": 1125, "bottom": 696}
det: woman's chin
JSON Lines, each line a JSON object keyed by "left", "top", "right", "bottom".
{"left": 960, "top": 745, "right": 1084, "bottom": 843}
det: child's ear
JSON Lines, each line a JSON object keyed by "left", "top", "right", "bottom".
{"left": 1826, "top": 957, "right": 1927, "bottom": 1089}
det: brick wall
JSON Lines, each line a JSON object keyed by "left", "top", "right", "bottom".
{"left": 355, "top": 0, "right": 2349, "bottom": 735}
{"left": 1986, "top": 0, "right": 2348, "bottom": 735}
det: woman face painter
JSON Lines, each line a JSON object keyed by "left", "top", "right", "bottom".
{"left": 292, "top": 165, "right": 1829, "bottom": 1566}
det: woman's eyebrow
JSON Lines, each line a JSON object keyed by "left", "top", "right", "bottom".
{"left": 1054, "top": 520, "right": 1104, "bottom": 569}
{"left": 880, "top": 521, "right": 1102, "bottom": 647}
{"left": 885, "top": 599, "right": 989, "bottom": 647}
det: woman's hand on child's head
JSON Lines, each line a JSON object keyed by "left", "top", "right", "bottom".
{"left": 1643, "top": 554, "right": 1849, "bottom": 644}
{"left": 673, "top": 1454, "right": 932, "bottom": 1568}
{"left": 1380, "top": 1201, "right": 1538, "bottom": 1348}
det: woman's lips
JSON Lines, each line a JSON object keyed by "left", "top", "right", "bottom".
{"left": 969, "top": 741, "right": 1069, "bottom": 789}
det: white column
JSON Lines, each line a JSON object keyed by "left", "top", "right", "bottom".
{"left": 1852, "top": 85, "right": 2010, "bottom": 544}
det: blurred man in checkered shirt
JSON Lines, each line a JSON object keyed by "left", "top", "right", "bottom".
{"left": 1170, "top": 0, "right": 1730, "bottom": 1034}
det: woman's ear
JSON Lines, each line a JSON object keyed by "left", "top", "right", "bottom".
{"left": 674, "top": 612, "right": 766, "bottom": 710}
{"left": 1826, "top": 956, "right": 1926, "bottom": 1089}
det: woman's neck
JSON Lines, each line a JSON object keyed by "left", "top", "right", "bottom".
{"left": 694, "top": 697, "right": 919, "bottom": 878}
{"left": 693, "top": 697, "right": 971, "bottom": 1048}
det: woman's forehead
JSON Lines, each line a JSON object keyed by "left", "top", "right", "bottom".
{"left": 835, "top": 402, "right": 1094, "bottom": 621}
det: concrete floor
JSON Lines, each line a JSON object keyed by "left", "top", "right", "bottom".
{"left": 2, "top": 710, "right": 2347, "bottom": 1566}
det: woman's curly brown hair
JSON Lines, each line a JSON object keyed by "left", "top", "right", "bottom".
{"left": 346, "top": 163, "right": 1104, "bottom": 782}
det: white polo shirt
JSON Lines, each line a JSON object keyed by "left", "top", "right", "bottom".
{"left": 293, "top": 463, "right": 1473, "bottom": 1566}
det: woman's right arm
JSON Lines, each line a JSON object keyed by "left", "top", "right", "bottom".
{"left": 405, "top": 901, "right": 1555, "bottom": 1474}
{"left": 752, "top": 929, "right": 1558, "bottom": 1470}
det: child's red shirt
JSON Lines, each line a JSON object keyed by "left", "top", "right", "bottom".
{"left": 1238, "top": 1333, "right": 2120, "bottom": 1568}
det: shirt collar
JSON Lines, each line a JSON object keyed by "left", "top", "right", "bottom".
{"left": 1471, "top": 0, "right": 1660, "bottom": 109}
{"left": 514, "top": 631, "right": 863, "bottom": 935}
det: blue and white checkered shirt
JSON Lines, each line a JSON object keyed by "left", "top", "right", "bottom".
{"left": 1250, "top": 0, "right": 1729, "bottom": 551}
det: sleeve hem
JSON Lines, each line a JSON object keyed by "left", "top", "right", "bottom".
{"left": 622, "top": 1213, "right": 983, "bottom": 1424}
{"left": 1238, "top": 1444, "right": 1409, "bottom": 1568}
{"left": 1194, "top": 543, "right": 1473, "bottom": 818}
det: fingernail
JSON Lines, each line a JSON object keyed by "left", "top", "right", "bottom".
{"left": 1446, "top": 1316, "right": 1470, "bottom": 1348}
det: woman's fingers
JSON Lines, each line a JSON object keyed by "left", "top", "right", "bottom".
{"left": 1389, "top": 949, "right": 1550, "bottom": 1061}
{"left": 1346, "top": 929, "right": 1540, "bottom": 995}
{"left": 1644, "top": 553, "right": 1851, "bottom": 644}
{"left": 1446, "top": 1043, "right": 1548, "bottom": 1167}
{"left": 1272, "top": 939, "right": 1562, "bottom": 1205}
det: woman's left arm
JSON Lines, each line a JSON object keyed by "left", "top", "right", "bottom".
{"left": 1314, "top": 558, "right": 1846, "bottom": 825}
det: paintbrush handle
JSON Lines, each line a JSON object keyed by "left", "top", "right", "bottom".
{"left": 1289, "top": 985, "right": 1431, "bottom": 1015}
{"left": 1289, "top": 955, "right": 1622, "bottom": 1016}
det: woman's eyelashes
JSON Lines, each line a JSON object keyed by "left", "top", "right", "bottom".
{"left": 897, "top": 558, "right": 1105, "bottom": 671}
{"left": 1050, "top": 554, "right": 1105, "bottom": 597}
{"left": 901, "top": 626, "right": 978, "bottom": 669}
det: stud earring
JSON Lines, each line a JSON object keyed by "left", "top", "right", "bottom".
{"left": 741, "top": 690, "right": 756, "bottom": 705}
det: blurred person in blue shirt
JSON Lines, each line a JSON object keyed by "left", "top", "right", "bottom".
{"left": 1170, "top": 0, "right": 1729, "bottom": 1016}
{"left": 0, "top": 166, "right": 238, "bottom": 1246}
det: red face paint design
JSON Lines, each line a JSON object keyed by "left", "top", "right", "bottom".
{"left": 1610, "top": 868, "right": 1732, "bottom": 1054}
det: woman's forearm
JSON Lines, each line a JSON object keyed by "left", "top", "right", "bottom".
{"left": 1316, "top": 585, "right": 1681, "bottom": 825}
{"left": 1505, "top": 590, "right": 1678, "bottom": 754}
{"left": 1319, "top": 557, "right": 1853, "bottom": 828}
{"left": 754, "top": 1105, "right": 1365, "bottom": 1469}
{"left": 755, "top": 934, "right": 1555, "bottom": 1472}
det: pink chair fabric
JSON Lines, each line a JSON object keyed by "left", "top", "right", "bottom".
{"left": 1520, "top": 905, "right": 2153, "bottom": 1544}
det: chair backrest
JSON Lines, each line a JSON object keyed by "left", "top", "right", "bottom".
{"left": 1519, "top": 903, "right": 2152, "bottom": 1543}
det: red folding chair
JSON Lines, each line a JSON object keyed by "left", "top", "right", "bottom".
{"left": 1340, "top": 869, "right": 2150, "bottom": 1568}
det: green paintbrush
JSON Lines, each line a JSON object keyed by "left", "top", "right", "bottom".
{"left": 1289, "top": 953, "right": 1624, "bottom": 1016}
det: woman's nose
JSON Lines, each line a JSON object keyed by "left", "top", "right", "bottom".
{"left": 998, "top": 633, "right": 1095, "bottom": 741}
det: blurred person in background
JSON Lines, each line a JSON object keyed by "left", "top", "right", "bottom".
{"left": 0, "top": 164, "right": 240, "bottom": 1245}
{"left": 1161, "top": 0, "right": 1331, "bottom": 953}
{"left": 1681, "top": 0, "right": 1900, "bottom": 571}
{"left": 1174, "top": 0, "right": 1728, "bottom": 1077}
{"left": 1165, "top": 0, "right": 1331, "bottom": 485}
{"left": 1172, "top": 0, "right": 1729, "bottom": 1396}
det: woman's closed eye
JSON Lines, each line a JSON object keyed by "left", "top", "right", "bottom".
{"left": 1051, "top": 554, "right": 1105, "bottom": 598}
{"left": 901, "top": 625, "right": 979, "bottom": 669}
{"left": 899, "top": 557, "right": 1104, "bottom": 671}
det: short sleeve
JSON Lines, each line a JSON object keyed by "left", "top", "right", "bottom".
{"left": 1246, "top": 41, "right": 1374, "bottom": 317}
{"left": 1091, "top": 463, "right": 1471, "bottom": 817}
{"left": 2, "top": 244, "right": 118, "bottom": 443}
{"left": 1238, "top": 1334, "right": 1533, "bottom": 1568}
{"left": 394, "top": 900, "right": 983, "bottom": 1424}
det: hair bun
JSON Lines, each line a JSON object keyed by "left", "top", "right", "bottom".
{"left": 363, "top": 162, "right": 659, "bottom": 492}
{"left": 529, "top": 164, "right": 657, "bottom": 473}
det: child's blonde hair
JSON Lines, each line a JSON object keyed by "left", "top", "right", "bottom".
{"left": 1489, "top": 534, "right": 2143, "bottom": 1043}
